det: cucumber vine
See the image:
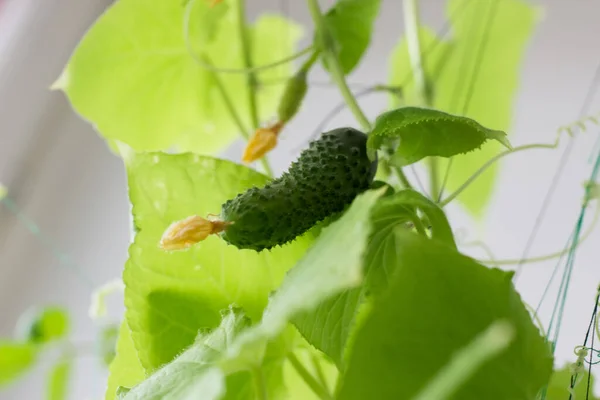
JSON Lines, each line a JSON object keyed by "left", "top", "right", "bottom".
{"left": 2, "top": 1, "right": 600, "bottom": 400}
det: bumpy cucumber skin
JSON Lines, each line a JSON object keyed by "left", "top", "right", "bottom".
{"left": 221, "top": 127, "right": 378, "bottom": 251}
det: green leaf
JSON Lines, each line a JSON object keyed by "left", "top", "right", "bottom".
{"left": 390, "top": 0, "right": 540, "bottom": 216}
{"left": 292, "top": 288, "right": 363, "bottom": 368}
{"left": 104, "top": 321, "right": 145, "bottom": 400}
{"left": 0, "top": 341, "right": 38, "bottom": 386}
{"left": 294, "top": 189, "right": 455, "bottom": 368}
{"left": 15, "top": 306, "right": 70, "bottom": 344}
{"left": 125, "top": 189, "right": 382, "bottom": 398}
{"left": 46, "top": 358, "right": 71, "bottom": 400}
{"left": 0, "top": 184, "right": 6, "bottom": 200}
{"left": 368, "top": 107, "right": 510, "bottom": 166}
{"left": 55, "top": 0, "right": 302, "bottom": 154}
{"left": 545, "top": 364, "right": 600, "bottom": 400}
{"left": 321, "top": 0, "right": 382, "bottom": 74}
{"left": 337, "top": 231, "right": 553, "bottom": 400}
{"left": 123, "top": 152, "right": 313, "bottom": 371}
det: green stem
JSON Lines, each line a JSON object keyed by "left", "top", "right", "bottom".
{"left": 310, "top": 354, "right": 331, "bottom": 395}
{"left": 403, "top": 0, "right": 427, "bottom": 106}
{"left": 252, "top": 367, "right": 269, "bottom": 400}
{"left": 288, "top": 353, "right": 333, "bottom": 400}
{"left": 439, "top": 143, "right": 555, "bottom": 207}
{"left": 306, "top": 0, "right": 371, "bottom": 132}
{"left": 235, "top": 0, "right": 273, "bottom": 178}
{"left": 403, "top": 0, "right": 437, "bottom": 200}
{"left": 236, "top": 0, "right": 259, "bottom": 129}
{"left": 184, "top": 0, "right": 273, "bottom": 178}
{"left": 392, "top": 165, "right": 413, "bottom": 189}
{"left": 204, "top": 55, "right": 250, "bottom": 140}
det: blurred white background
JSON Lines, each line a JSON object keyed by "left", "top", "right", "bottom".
{"left": 1, "top": 0, "right": 600, "bottom": 399}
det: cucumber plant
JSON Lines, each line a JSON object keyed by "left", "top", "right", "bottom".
{"left": 2, "top": 0, "right": 600, "bottom": 399}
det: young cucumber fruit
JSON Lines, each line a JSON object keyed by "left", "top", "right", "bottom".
{"left": 222, "top": 127, "right": 377, "bottom": 251}
{"left": 160, "top": 127, "right": 378, "bottom": 253}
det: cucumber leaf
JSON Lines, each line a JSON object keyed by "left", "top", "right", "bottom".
{"left": 0, "top": 341, "right": 37, "bottom": 386}
{"left": 337, "top": 231, "right": 553, "bottom": 400}
{"left": 105, "top": 321, "right": 145, "bottom": 400}
{"left": 321, "top": 0, "right": 382, "bottom": 74}
{"left": 368, "top": 107, "right": 511, "bottom": 166}
{"left": 293, "top": 189, "right": 455, "bottom": 367}
{"left": 55, "top": 0, "right": 302, "bottom": 154}
{"left": 123, "top": 152, "right": 313, "bottom": 371}
{"left": 389, "top": 0, "right": 540, "bottom": 216}
{"left": 46, "top": 358, "right": 71, "bottom": 400}
{"left": 125, "top": 189, "right": 383, "bottom": 398}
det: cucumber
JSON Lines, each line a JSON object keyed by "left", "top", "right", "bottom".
{"left": 220, "top": 127, "right": 378, "bottom": 251}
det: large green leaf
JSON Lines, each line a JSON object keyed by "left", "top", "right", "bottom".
{"left": 0, "top": 341, "right": 38, "bottom": 386}
{"left": 368, "top": 107, "right": 511, "bottom": 166}
{"left": 390, "top": 0, "right": 539, "bottom": 216}
{"left": 127, "top": 189, "right": 382, "bottom": 399}
{"left": 321, "top": 0, "right": 382, "bottom": 74}
{"left": 46, "top": 358, "right": 71, "bottom": 400}
{"left": 123, "top": 152, "right": 312, "bottom": 372}
{"left": 545, "top": 364, "right": 600, "bottom": 400}
{"left": 293, "top": 189, "right": 455, "bottom": 368}
{"left": 104, "top": 321, "right": 145, "bottom": 400}
{"left": 55, "top": 0, "right": 302, "bottom": 154}
{"left": 337, "top": 231, "right": 553, "bottom": 400}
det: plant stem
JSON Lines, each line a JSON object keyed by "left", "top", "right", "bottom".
{"left": 252, "top": 367, "right": 269, "bottom": 400}
{"left": 439, "top": 143, "right": 555, "bottom": 207}
{"left": 306, "top": 0, "right": 371, "bottom": 132}
{"left": 310, "top": 354, "right": 331, "bottom": 395}
{"left": 392, "top": 165, "right": 413, "bottom": 189}
{"left": 288, "top": 352, "right": 334, "bottom": 400}
{"left": 184, "top": 0, "right": 273, "bottom": 177}
{"left": 403, "top": 0, "right": 437, "bottom": 200}
{"left": 234, "top": 0, "right": 273, "bottom": 178}
{"left": 236, "top": 0, "right": 259, "bottom": 129}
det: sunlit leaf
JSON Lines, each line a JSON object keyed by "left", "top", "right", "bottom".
{"left": 46, "top": 358, "right": 71, "bottom": 400}
{"left": 123, "top": 152, "right": 312, "bottom": 371}
{"left": 130, "top": 189, "right": 382, "bottom": 398}
{"left": 56, "top": 0, "right": 302, "bottom": 154}
{"left": 389, "top": 0, "right": 540, "bottom": 216}
{"left": 337, "top": 231, "right": 553, "bottom": 400}
{"left": 0, "top": 341, "right": 37, "bottom": 386}
{"left": 368, "top": 107, "right": 510, "bottom": 166}
{"left": 321, "top": 0, "right": 382, "bottom": 74}
{"left": 104, "top": 321, "right": 145, "bottom": 400}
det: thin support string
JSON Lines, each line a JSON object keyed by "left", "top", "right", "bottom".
{"left": 513, "top": 60, "right": 600, "bottom": 283}
{"left": 1, "top": 196, "right": 95, "bottom": 288}
{"left": 543, "top": 146, "right": 600, "bottom": 372}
